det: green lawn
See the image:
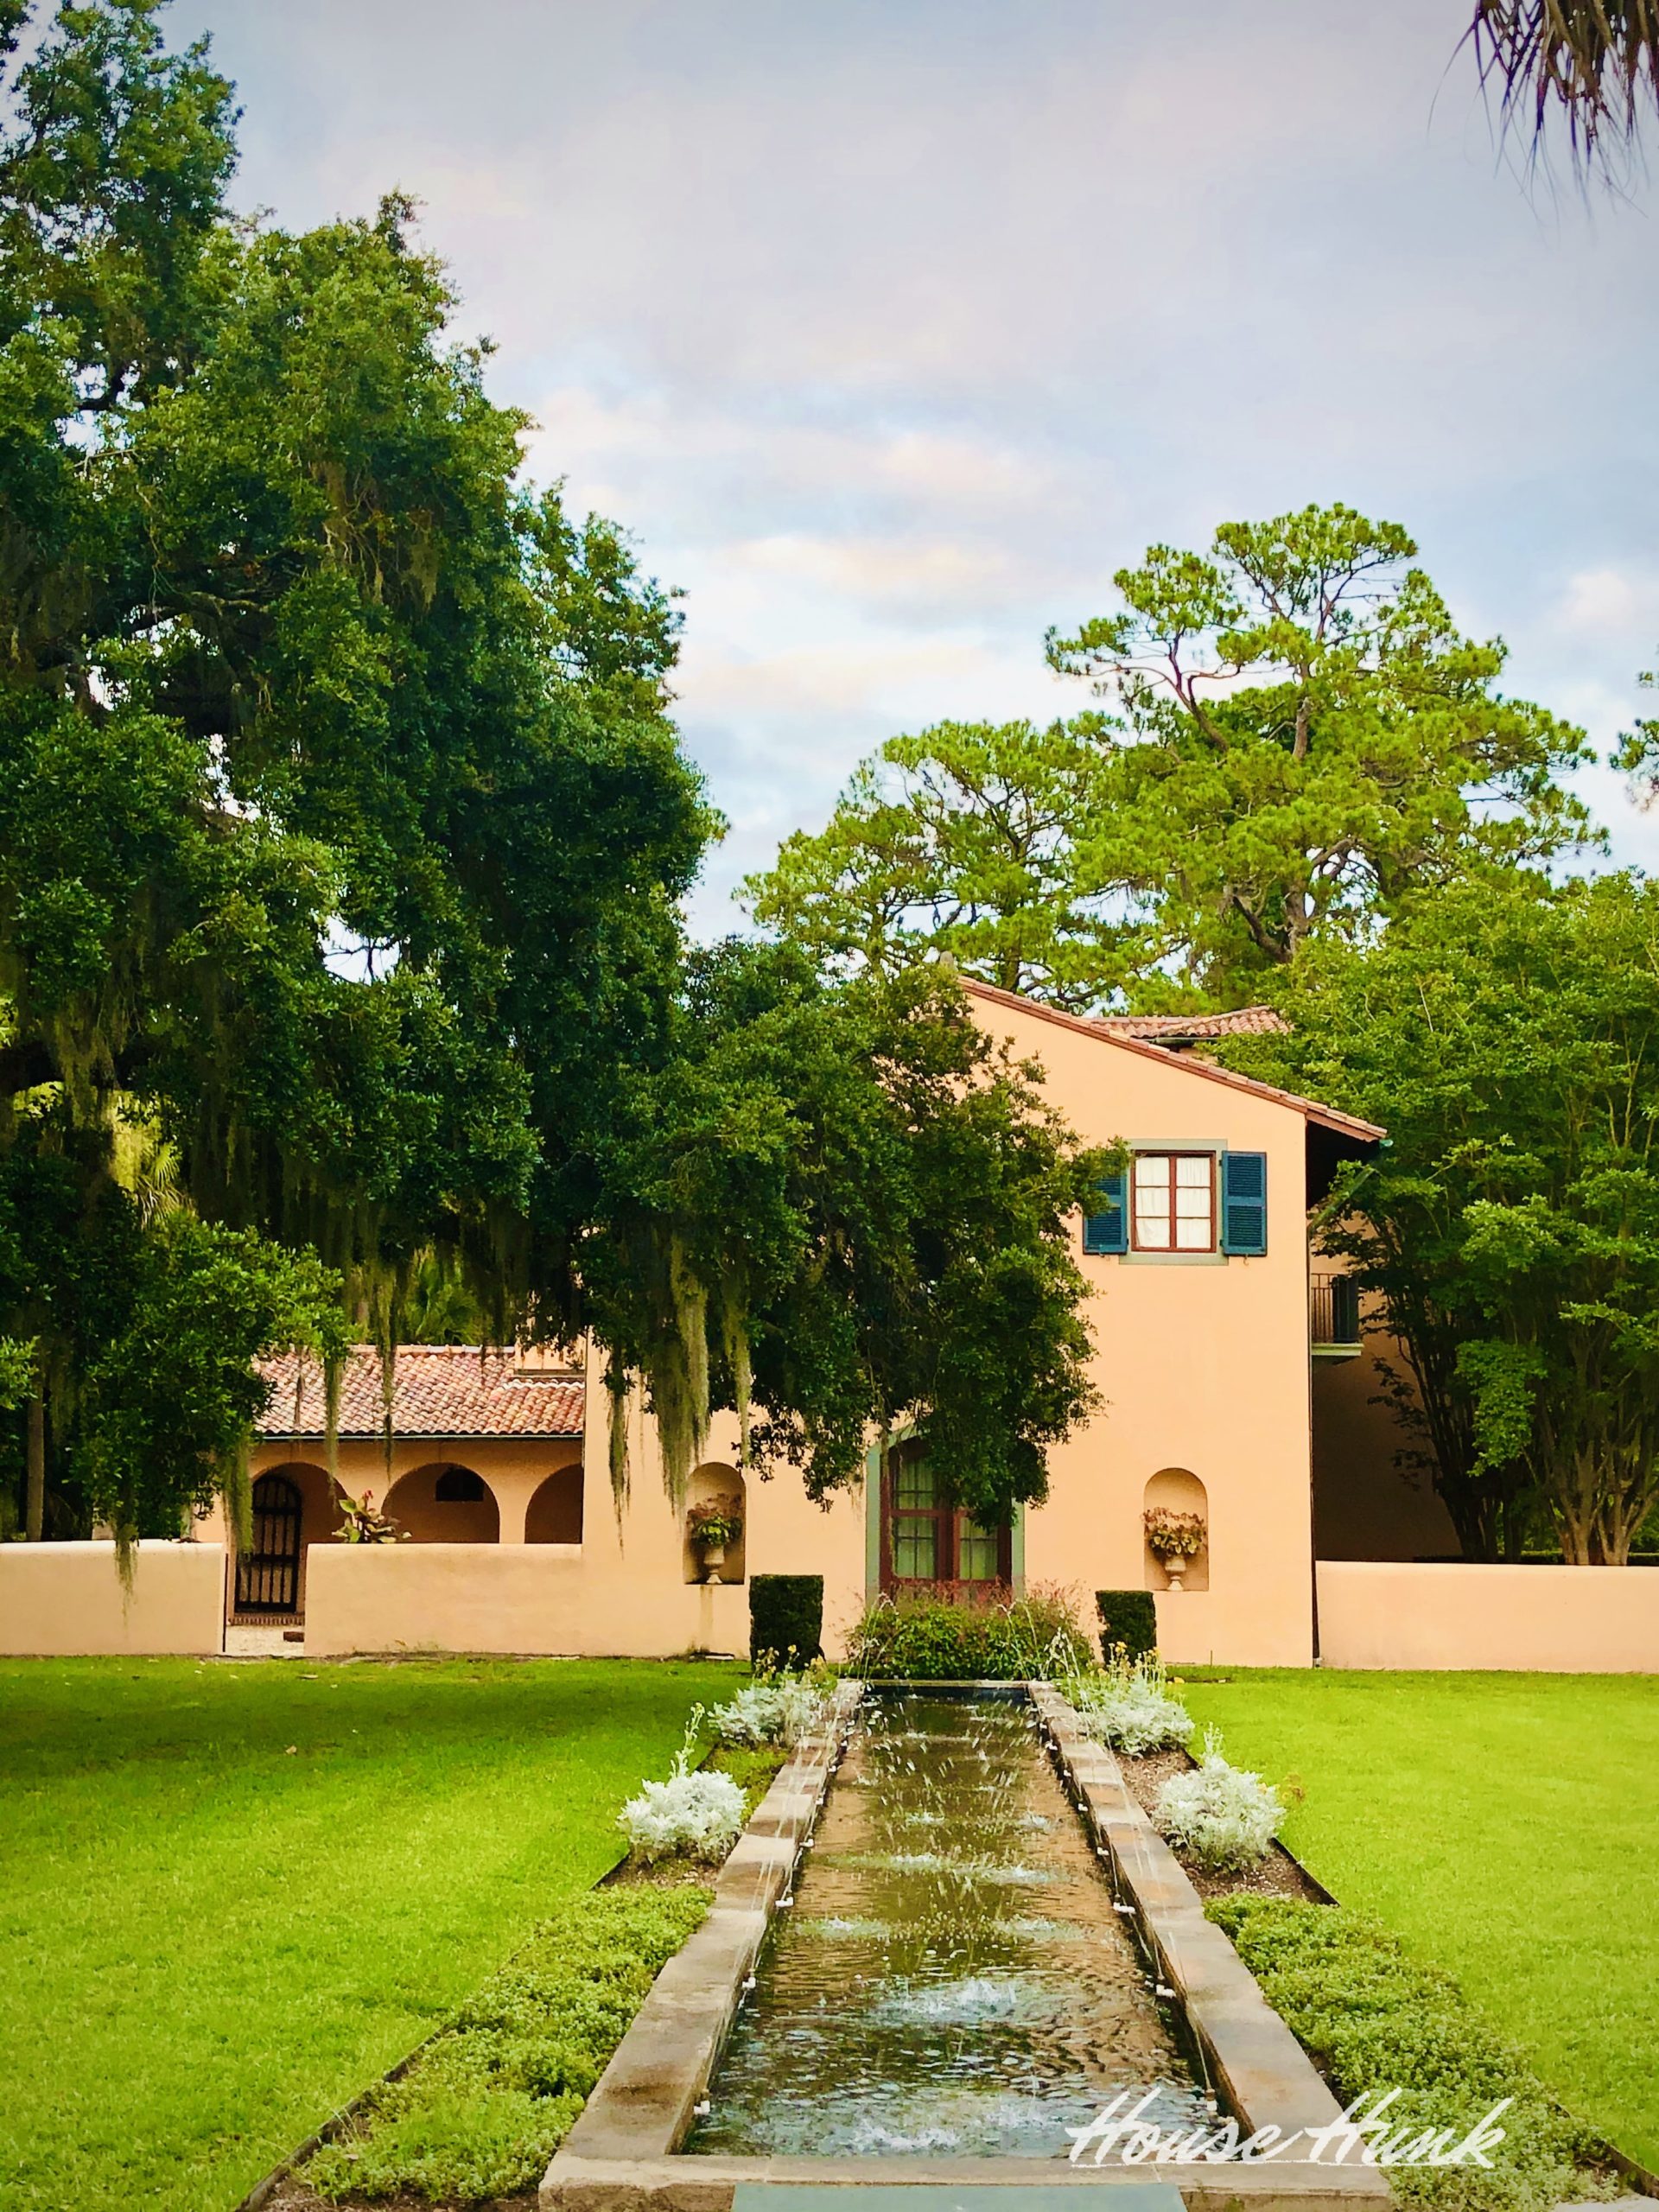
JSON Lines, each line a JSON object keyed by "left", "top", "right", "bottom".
{"left": 1181, "top": 1669, "right": 1659, "bottom": 2174}
{"left": 0, "top": 1655, "right": 743, "bottom": 2212}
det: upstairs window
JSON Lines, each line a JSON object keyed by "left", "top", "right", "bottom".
{"left": 1084, "top": 1150, "right": 1267, "bottom": 1258}
{"left": 1132, "top": 1152, "right": 1215, "bottom": 1252}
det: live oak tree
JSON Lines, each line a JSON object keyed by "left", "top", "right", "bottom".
{"left": 1, "top": 0, "right": 1109, "bottom": 1541}
{"left": 582, "top": 944, "right": 1104, "bottom": 1520}
{"left": 1235, "top": 874, "right": 1659, "bottom": 1565}
{"left": 747, "top": 505, "right": 1590, "bottom": 1014}
{"left": 0, "top": 0, "right": 708, "bottom": 1541}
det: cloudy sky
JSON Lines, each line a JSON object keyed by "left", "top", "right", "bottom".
{"left": 197, "top": 0, "right": 1659, "bottom": 929}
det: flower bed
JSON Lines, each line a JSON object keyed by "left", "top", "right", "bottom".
{"left": 1209, "top": 1897, "right": 1622, "bottom": 2212}
{"left": 294, "top": 1887, "right": 712, "bottom": 2208}
{"left": 848, "top": 1586, "right": 1094, "bottom": 1678}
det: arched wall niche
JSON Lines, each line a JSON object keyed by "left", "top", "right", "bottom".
{"left": 385, "top": 1461, "right": 500, "bottom": 1543}
{"left": 682, "top": 1463, "right": 747, "bottom": 1586}
{"left": 1143, "top": 1465, "right": 1210, "bottom": 1592}
{"left": 525, "top": 1459, "right": 584, "bottom": 1546}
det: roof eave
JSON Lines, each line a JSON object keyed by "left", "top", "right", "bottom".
{"left": 961, "top": 978, "right": 1385, "bottom": 1145}
{"left": 256, "top": 1429, "right": 584, "bottom": 1444}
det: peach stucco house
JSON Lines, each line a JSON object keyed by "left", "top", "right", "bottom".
{"left": 201, "top": 979, "right": 1400, "bottom": 1669}
{"left": 12, "top": 976, "right": 1656, "bottom": 1668}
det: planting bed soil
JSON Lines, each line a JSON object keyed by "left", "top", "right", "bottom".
{"left": 264, "top": 2183, "right": 534, "bottom": 2212}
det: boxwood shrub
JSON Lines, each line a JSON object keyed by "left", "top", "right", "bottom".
{"left": 1209, "top": 1897, "right": 1614, "bottom": 2211}
{"left": 748, "top": 1573, "right": 823, "bottom": 1667}
{"left": 1096, "top": 1587, "right": 1158, "bottom": 1662}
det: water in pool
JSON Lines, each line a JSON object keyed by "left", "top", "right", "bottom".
{"left": 687, "top": 1691, "right": 1209, "bottom": 2159}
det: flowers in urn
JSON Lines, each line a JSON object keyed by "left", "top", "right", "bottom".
{"left": 687, "top": 1495, "right": 743, "bottom": 1582}
{"left": 1143, "top": 1506, "right": 1205, "bottom": 1592}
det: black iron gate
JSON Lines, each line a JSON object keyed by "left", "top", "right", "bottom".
{"left": 235, "top": 1472, "right": 303, "bottom": 1616}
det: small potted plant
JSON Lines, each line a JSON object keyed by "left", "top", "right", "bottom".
{"left": 687, "top": 1495, "right": 743, "bottom": 1583}
{"left": 1143, "top": 1506, "right": 1205, "bottom": 1592}
{"left": 334, "top": 1487, "right": 404, "bottom": 1543}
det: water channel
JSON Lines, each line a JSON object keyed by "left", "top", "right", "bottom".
{"left": 689, "top": 1690, "right": 1210, "bottom": 2160}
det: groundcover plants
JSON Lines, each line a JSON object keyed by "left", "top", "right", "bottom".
{"left": 1210, "top": 1898, "right": 1620, "bottom": 2212}
{"left": 1154, "top": 1729, "right": 1283, "bottom": 1869}
{"left": 1065, "top": 1650, "right": 1195, "bottom": 1754}
{"left": 308, "top": 1887, "right": 711, "bottom": 2204}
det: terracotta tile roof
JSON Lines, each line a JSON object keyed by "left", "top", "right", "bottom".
{"left": 963, "top": 979, "right": 1385, "bottom": 1143}
{"left": 256, "top": 1346, "right": 585, "bottom": 1440}
{"left": 1093, "top": 1007, "right": 1290, "bottom": 1041}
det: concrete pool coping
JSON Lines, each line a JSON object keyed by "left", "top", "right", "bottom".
{"left": 543, "top": 1680, "right": 1390, "bottom": 2211}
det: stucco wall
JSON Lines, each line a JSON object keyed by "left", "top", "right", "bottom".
{"left": 296, "top": 1389, "right": 869, "bottom": 1660}
{"left": 303, "top": 1542, "right": 752, "bottom": 1658}
{"left": 971, "top": 994, "right": 1319, "bottom": 1666}
{"left": 0, "top": 1540, "right": 226, "bottom": 1656}
{"left": 3, "top": 1003, "right": 1364, "bottom": 1668}
{"left": 1317, "top": 1560, "right": 1659, "bottom": 1671}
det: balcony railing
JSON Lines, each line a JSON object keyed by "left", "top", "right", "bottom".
{"left": 1310, "top": 1271, "right": 1361, "bottom": 1355}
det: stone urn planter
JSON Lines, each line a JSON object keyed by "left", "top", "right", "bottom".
{"left": 1144, "top": 1505, "right": 1205, "bottom": 1593}
{"left": 686, "top": 1497, "right": 743, "bottom": 1586}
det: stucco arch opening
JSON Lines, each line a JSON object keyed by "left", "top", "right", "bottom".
{"left": 1143, "top": 1465, "right": 1209, "bottom": 1592}
{"left": 232, "top": 1459, "right": 342, "bottom": 1618}
{"left": 682, "top": 1463, "right": 747, "bottom": 1585}
{"left": 525, "top": 1460, "right": 584, "bottom": 1546}
{"left": 385, "top": 1461, "right": 500, "bottom": 1543}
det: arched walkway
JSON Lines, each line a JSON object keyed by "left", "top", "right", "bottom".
{"left": 385, "top": 1462, "right": 500, "bottom": 1542}
{"left": 525, "top": 1461, "right": 583, "bottom": 1544}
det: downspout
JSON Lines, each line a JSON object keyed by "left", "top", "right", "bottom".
{"left": 1305, "top": 1129, "right": 1322, "bottom": 1668}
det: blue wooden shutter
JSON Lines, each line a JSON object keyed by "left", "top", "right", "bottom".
{"left": 1083, "top": 1171, "right": 1127, "bottom": 1255}
{"left": 1221, "top": 1151, "right": 1268, "bottom": 1255}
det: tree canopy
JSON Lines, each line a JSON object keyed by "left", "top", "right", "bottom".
{"left": 742, "top": 717, "right": 1122, "bottom": 1012}
{"left": 1234, "top": 872, "right": 1659, "bottom": 1565}
{"left": 0, "top": 0, "right": 1108, "bottom": 1540}
{"left": 585, "top": 944, "right": 1104, "bottom": 1518}
{"left": 0, "top": 0, "right": 700, "bottom": 1538}
{"left": 746, "top": 505, "right": 1591, "bottom": 1014}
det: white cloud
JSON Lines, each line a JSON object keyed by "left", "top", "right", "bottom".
{"left": 1556, "top": 569, "right": 1659, "bottom": 646}
{"left": 199, "top": 0, "right": 1659, "bottom": 924}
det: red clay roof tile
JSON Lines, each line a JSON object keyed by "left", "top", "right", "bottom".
{"left": 257, "top": 1346, "right": 585, "bottom": 1440}
{"left": 1092, "top": 1006, "right": 1290, "bottom": 1040}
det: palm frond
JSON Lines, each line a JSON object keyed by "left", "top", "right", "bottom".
{"left": 1470, "top": 1, "right": 1659, "bottom": 172}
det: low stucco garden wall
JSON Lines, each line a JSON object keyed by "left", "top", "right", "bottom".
{"left": 302, "top": 1541, "right": 754, "bottom": 1658}
{"left": 0, "top": 1539, "right": 226, "bottom": 1656}
{"left": 1317, "top": 1559, "right": 1659, "bottom": 1672}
